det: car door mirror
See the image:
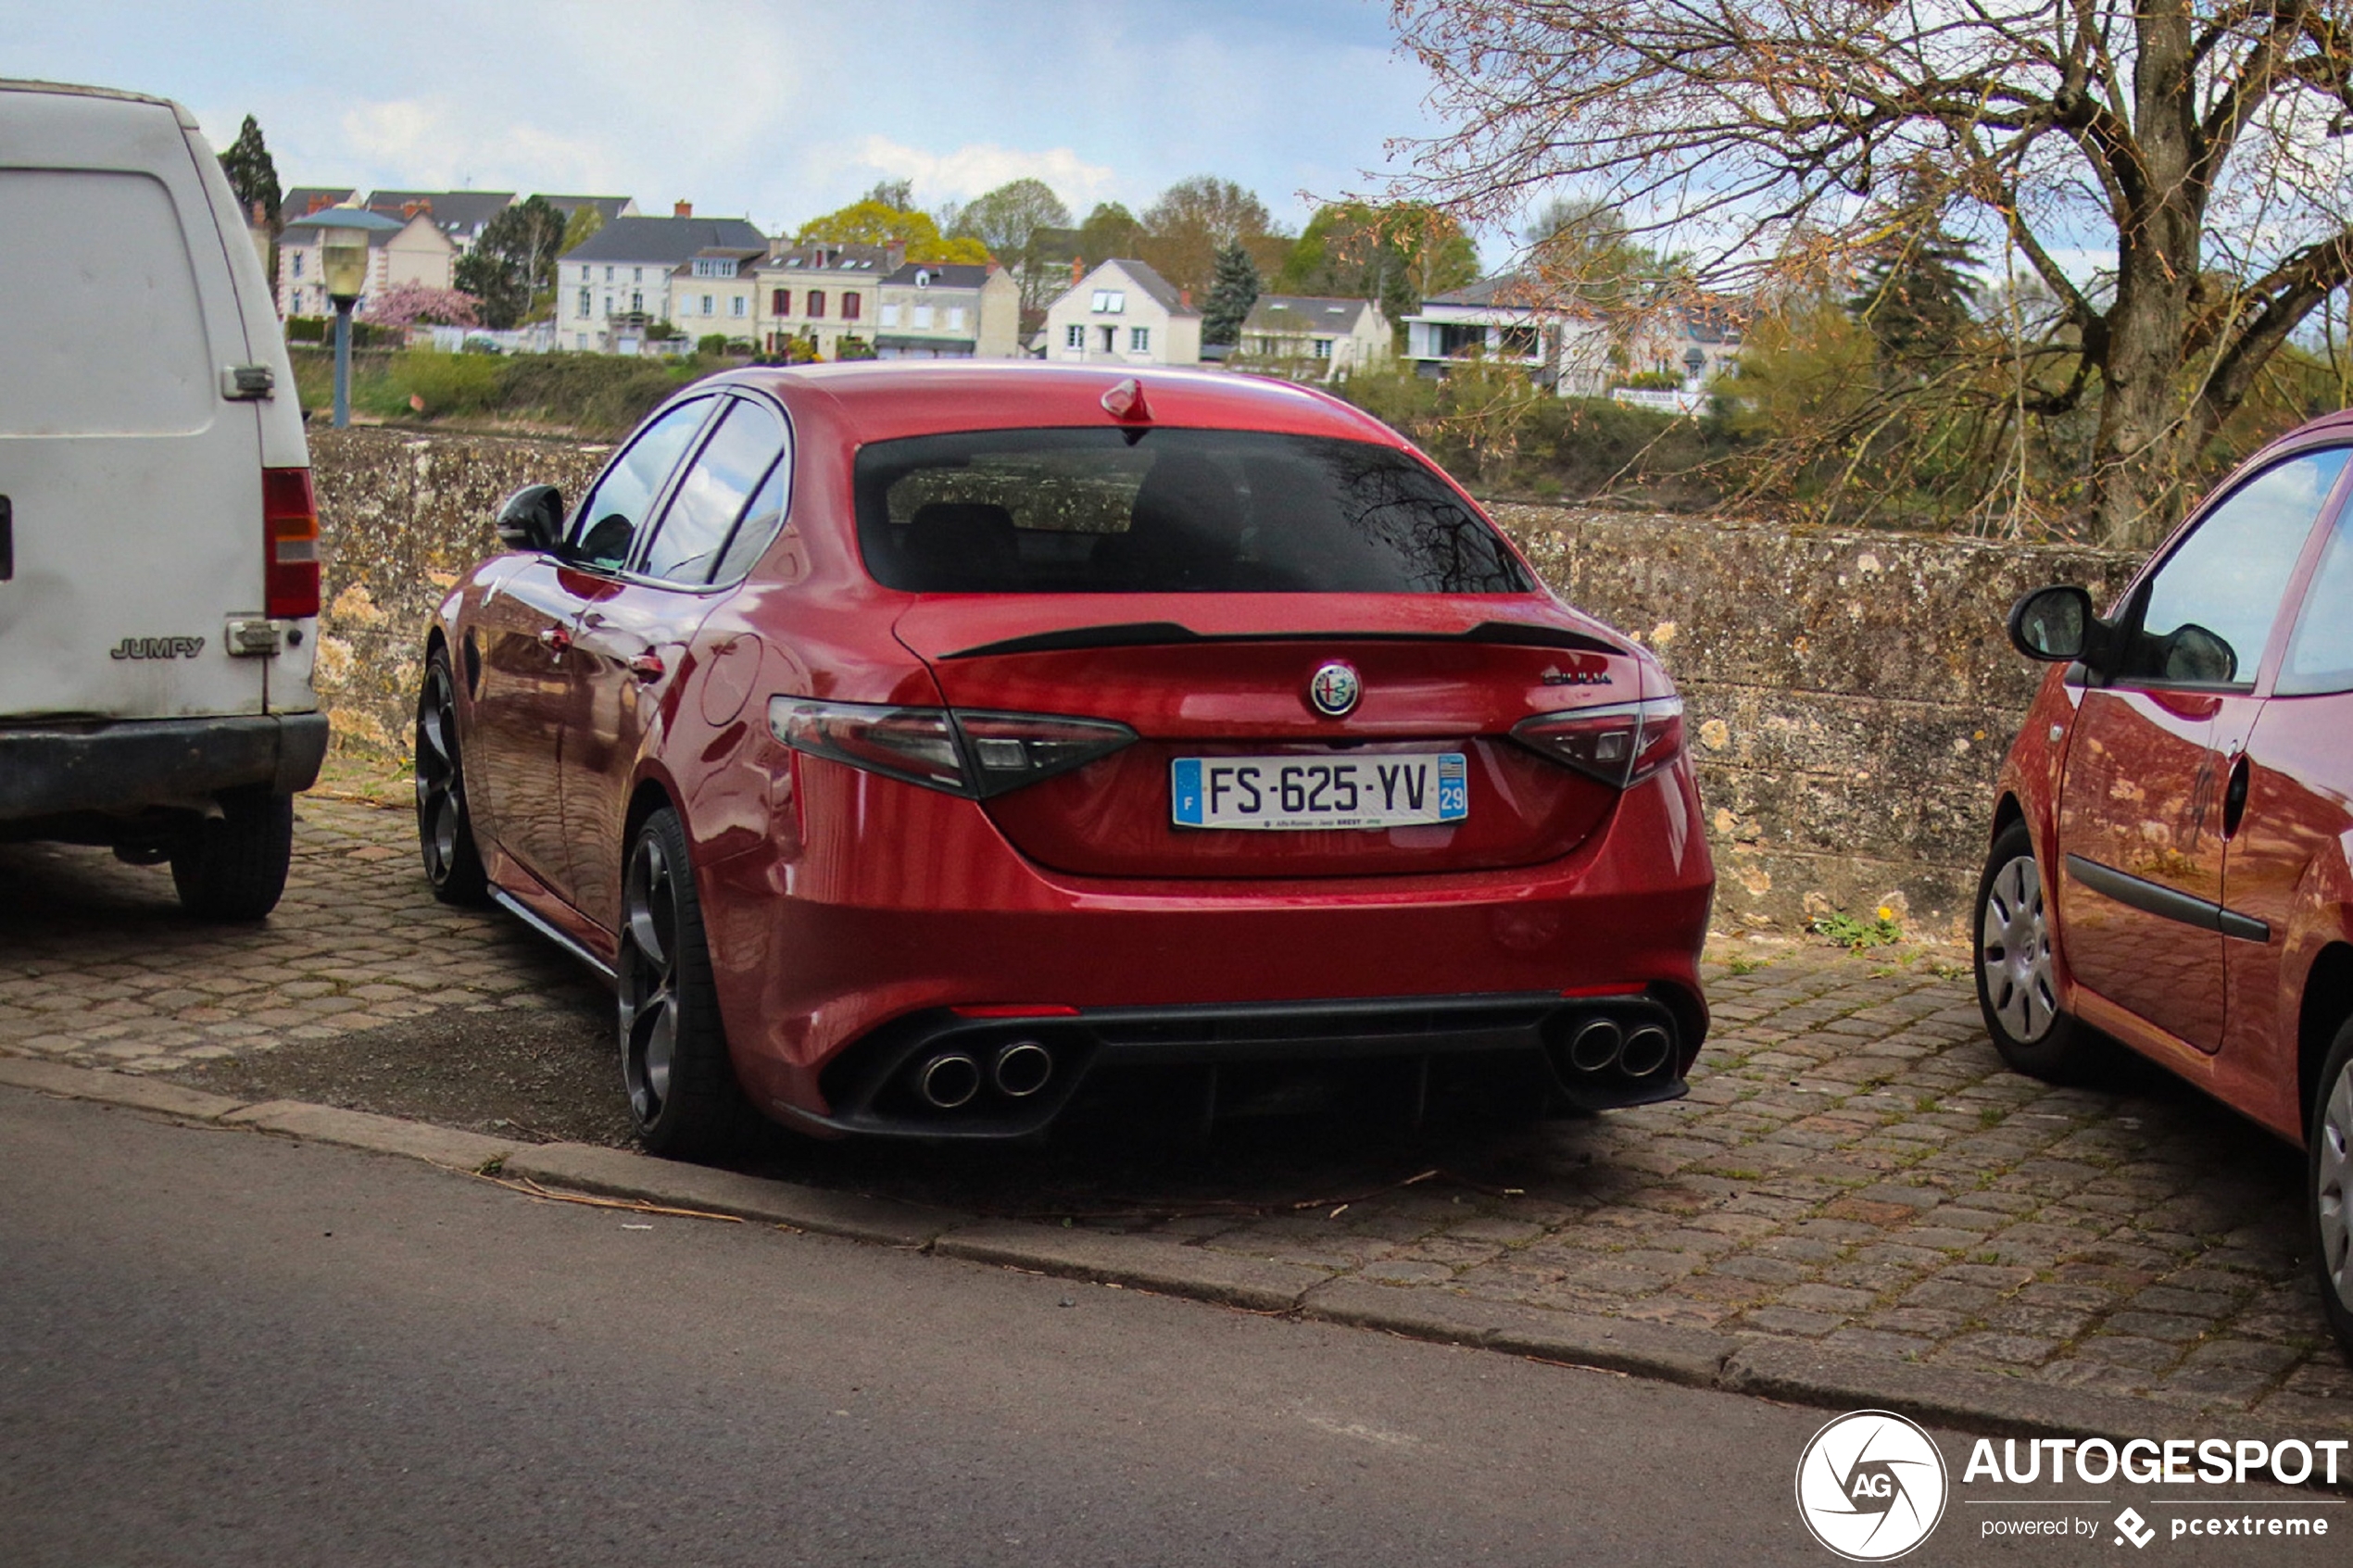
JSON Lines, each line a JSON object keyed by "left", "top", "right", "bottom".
{"left": 496, "top": 484, "right": 564, "bottom": 553}
{"left": 2007, "top": 584, "right": 2095, "bottom": 662}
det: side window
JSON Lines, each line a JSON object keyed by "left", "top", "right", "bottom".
{"left": 711, "top": 458, "right": 790, "bottom": 583}
{"left": 638, "top": 400, "right": 786, "bottom": 584}
{"left": 2280, "top": 500, "right": 2353, "bottom": 696}
{"left": 567, "top": 398, "right": 711, "bottom": 570}
{"left": 2118, "top": 447, "right": 2349, "bottom": 686}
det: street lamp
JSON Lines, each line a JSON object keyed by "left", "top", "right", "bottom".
{"left": 291, "top": 208, "right": 401, "bottom": 429}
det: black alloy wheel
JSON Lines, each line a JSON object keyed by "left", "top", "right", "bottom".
{"left": 2309, "top": 1018, "right": 2353, "bottom": 1360}
{"left": 618, "top": 807, "right": 761, "bottom": 1159}
{"left": 414, "top": 646, "right": 488, "bottom": 905}
{"left": 1973, "top": 820, "right": 2103, "bottom": 1081}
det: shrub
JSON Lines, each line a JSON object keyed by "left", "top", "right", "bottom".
{"left": 697, "top": 332, "right": 732, "bottom": 357}
{"left": 494, "top": 351, "right": 690, "bottom": 437}
{"left": 376, "top": 349, "right": 505, "bottom": 417}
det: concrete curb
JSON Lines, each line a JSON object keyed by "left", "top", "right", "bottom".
{"left": 499, "top": 1143, "right": 961, "bottom": 1248}
{"left": 935, "top": 1222, "right": 1334, "bottom": 1312}
{"left": 0, "top": 1057, "right": 245, "bottom": 1122}
{"left": 8, "top": 1060, "right": 2347, "bottom": 1456}
{"left": 220, "top": 1099, "right": 521, "bottom": 1172}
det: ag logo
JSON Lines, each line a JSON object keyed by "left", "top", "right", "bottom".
{"left": 1794, "top": 1410, "right": 1947, "bottom": 1561}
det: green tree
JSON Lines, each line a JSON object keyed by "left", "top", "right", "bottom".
{"left": 1277, "top": 202, "right": 1478, "bottom": 332}
{"left": 796, "top": 199, "right": 989, "bottom": 264}
{"left": 457, "top": 194, "right": 567, "bottom": 329}
{"left": 1075, "top": 201, "right": 1145, "bottom": 264}
{"left": 1848, "top": 206, "right": 1982, "bottom": 378}
{"left": 560, "top": 203, "right": 606, "bottom": 257}
{"left": 1139, "top": 176, "right": 1287, "bottom": 296}
{"left": 217, "top": 115, "right": 281, "bottom": 232}
{"left": 864, "top": 178, "right": 914, "bottom": 211}
{"left": 1202, "top": 243, "right": 1260, "bottom": 346}
{"left": 952, "top": 178, "right": 1073, "bottom": 316}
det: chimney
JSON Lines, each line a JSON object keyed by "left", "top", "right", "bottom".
{"left": 1070, "top": 256, "right": 1084, "bottom": 282}
{"left": 1179, "top": 287, "right": 1191, "bottom": 310}
{"left": 674, "top": 199, "right": 693, "bottom": 218}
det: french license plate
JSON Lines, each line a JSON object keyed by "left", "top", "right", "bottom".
{"left": 1171, "top": 753, "right": 1468, "bottom": 831}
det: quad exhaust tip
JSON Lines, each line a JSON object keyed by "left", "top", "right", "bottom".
{"left": 1619, "top": 1024, "right": 1672, "bottom": 1078}
{"left": 992, "top": 1040, "right": 1054, "bottom": 1098}
{"left": 916, "top": 1051, "right": 982, "bottom": 1110}
{"left": 1567, "top": 1018, "right": 1625, "bottom": 1073}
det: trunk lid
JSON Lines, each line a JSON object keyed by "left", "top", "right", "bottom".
{"left": 897, "top": 594, "right": 1641, "bottom": 879}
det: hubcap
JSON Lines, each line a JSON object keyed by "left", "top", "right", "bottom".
{"left": 2320, "top": 1066, "right": 2353, "bottom": 1311}
{"left": 414, "top": 666, "right": 465, "bottom": 884}
{"left": 1980, "top": 853, "right": 2057, "bottom": 1044}
{"left": 619, "top": 833, "right": 681, "bottom": 1128}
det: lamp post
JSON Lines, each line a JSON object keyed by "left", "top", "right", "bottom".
{"left": 292, "top": 208, "right": 401, "bottom": 429}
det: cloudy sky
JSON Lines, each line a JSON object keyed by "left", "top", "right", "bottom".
{"left": 7, "top": 0, "right": 1461, "bottom": 243}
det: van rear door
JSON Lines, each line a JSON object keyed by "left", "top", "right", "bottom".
{"left": 0, "top": 86, "right": 268, "bottom": 721}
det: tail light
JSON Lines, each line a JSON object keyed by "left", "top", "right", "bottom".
{"left": 262, "top": 468, "right": 321, "bottom": 619}
{"left": 1511, "top": 696, "right": 1684, "bottom": 787}
{"left": 768, "top": 698, "right": 1136, "bottom": 798}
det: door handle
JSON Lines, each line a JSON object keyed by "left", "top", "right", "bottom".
{"left": 536, "top": 625, "right": 573, "bottom": 655}
{"left": 2222, "top": 753, "right": 2252, "bottom": 839}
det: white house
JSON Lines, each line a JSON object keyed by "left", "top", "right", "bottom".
{"left": 1041, "top": 259, "right": 1201, "bottom": 367}
{"left": 875, "top": 261, "right": 1022, "bottom": 358}
{"left": 757, "top": 243, "right": 897, "bottom": 358}
{"left": 556, "top": 207, "right": 767, "bottom": 352}
{"left": 1400, "top": 275, "right": 1615, "bottom": 397}
{"left": 276, "top": 207, "right": 455, "bottom": 319}
{"left": 1234, "top": 294, "right": 1391, "bottom": 381}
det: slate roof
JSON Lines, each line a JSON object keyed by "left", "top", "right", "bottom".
{"left": 765, "top": 243, "right": 899, "bottom": 274}
{"left": 1243, "top": 294, "right": 1375, "bottom": 336}
{"left": 881, "top": 262, "right": 993, "bottom": 289}
{"left": 366, "top": 190, "right": 514, "bottom": 236}
{"left": 283, "top": 187, "right": 356, "bottom": 219}
{"left": 542, "top": 195, "right": 636, "bottom": 224}
{"left": 1093, "top": 258, "right": 1195, "bottom": 316}
{"left": 560, "top": 215, "right": 769, "bottom": 266}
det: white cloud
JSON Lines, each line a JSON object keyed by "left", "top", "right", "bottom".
{"left": 836, "top": 136, "right": 1119, "bottom": 210}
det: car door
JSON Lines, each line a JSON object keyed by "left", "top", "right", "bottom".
{"left": 469, "top": 395, "right": 714, "bottom": 905}
{"left": 2057, "top": 445, "right": 2351, "bottom": 1050}
{"left": 2216, "top": 477, "right": 2353, "bottom": 1115}
{"left": 560, "top": 395, "right": 789, "bottom": 932}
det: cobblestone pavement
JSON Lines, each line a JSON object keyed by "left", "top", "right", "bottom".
{"left": 5, "top": 796, "right": 2348, "bottom": 1428}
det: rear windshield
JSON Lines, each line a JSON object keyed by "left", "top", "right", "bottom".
{"left": 853, "top": 427, "right": 1531, "bottom": 594}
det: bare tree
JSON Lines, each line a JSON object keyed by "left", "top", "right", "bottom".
{"left": 1390, "top": 0, "right": 2353, "bottom": 545}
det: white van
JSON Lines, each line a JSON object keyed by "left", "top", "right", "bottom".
{"left": 0, "top": 81, "right": 324, "bottom": 919}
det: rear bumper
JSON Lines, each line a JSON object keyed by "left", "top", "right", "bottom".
{"left": 0, "top": 711, "right": 330, "bottom": 822}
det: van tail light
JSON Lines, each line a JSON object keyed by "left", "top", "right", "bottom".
{"left": 1510, "top": 696, "right": 1684, "bottom": 788}
{"left": 767, "top": 698, "right": 1136, "bottom": 798}
{"left": 262, "top": 468, "right": 321, "bottom": 619}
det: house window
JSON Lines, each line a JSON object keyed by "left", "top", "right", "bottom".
{"left": 913, "top": 304, "right": 935, "bottom": 330}
{"left": 692, "top": 257, "right": 737, "bottom": 278}
{"left": 1064, "top": 323, "right": 1084, "bottom": 349}
{"left": 949, "top": 307, "right": 966, "bottom": 331}
{"left": 1129, "top": 326, "right": 1150, "bottom": 353}
{"left": 881, "top": 302, "right": 901, "bottom": 327}
{"left": 1313, "top": 338, "right": 1332, "bottom": 360}
{"left": 631, "top": 291, "right": 642, "bottom": 312}
{"left": 633, "top": 267, "right": 642, "bottom": 282}
{"left": 808, "top": 290, "right": 825, "bottom": 318}
{"left": 1090, "top": 289, "right": 1125, "bottom": 313}
{"left": 292, "top": 252, "right": 304, "bottom": 277}
{"left": 772, "top": 288, "right": 789, "bottom": 315}
{"left": 604, "top": 295, "right": 614, "bottom": 317}
{"left": 701, "top": 295, "right": 714, "bottom": 315}
{"left": 579, "top": 288, "right": 592, "bottom": 318}
{"left": 605, "top": 266, "right": 614, "bottom": 282}
{"left": 842, "top": 293, "right": 861, "bottom": 321}
{"left": 731, "top": 295, "right": 747, "bottom": 318}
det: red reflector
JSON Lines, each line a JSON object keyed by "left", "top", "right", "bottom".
{"left": 263, "top": 467, "right": 321, "bottom": 620}
{"left": 1560, "top": 984, "right": 1646, "bottom": 998}
{"left": 950, "top": 1004, "right": 1081, "bottom": 1019}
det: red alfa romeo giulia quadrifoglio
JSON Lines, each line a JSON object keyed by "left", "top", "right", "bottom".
{"left": 416, "top": 363, "right": 1713, "bottom": 1157}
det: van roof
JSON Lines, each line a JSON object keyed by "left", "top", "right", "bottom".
{"left": 0, "top": 79, "right": 197, "bottom": 129}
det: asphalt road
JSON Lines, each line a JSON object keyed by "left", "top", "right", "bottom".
{"left": 1, "top": 1087, "right": 2339, "bottom": 1567}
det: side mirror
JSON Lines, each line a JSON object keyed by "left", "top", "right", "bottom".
{"left": 496, "top": 484, "right": 564, "bottom": 553}
{"left": 2007, "top": 584, "right": 2094, "bottom": 663}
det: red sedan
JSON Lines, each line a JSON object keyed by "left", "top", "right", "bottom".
{"left": 416, "top": 364, "right": 1713, "bottom": 1156}
{"left": 1987, "top": 409, "right": 2353, "bottom": 1351}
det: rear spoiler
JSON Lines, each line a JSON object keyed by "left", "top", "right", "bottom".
{"left": 943, "top": 620, "right": 1626, "bottom": 660}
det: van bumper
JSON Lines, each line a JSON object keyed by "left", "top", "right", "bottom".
{"left": 0, "top": 712, "right": 332, "bottom": 822}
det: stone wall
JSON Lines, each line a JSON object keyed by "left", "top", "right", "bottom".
{"left": 307, "top": 429, "right": 2140, "bottom": 936}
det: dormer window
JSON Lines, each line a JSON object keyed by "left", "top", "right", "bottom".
{"left": 1091, "top": 289, "right": 1126, "bottom": 313}
{"left": 692, "top": 257, "right": 737, "bottom": 278}
{"left": 915, "top": 270, "right": 930, "bottom": 289}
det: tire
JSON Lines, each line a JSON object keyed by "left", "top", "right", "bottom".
{"left": 170, "top": 786, "right": 294, "bottom": 922}
{"left": 415, "top": 646, "right": 489, "bottom": 906}
{"left": 1973, "top": 819, "right": 2103, "bottom": 1081}
{"left": 618, "top": 807, "right": 761, "bottom": 1160}
{"left": 2308, "top": 1019, "right": 2353, "bottom": 1360}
